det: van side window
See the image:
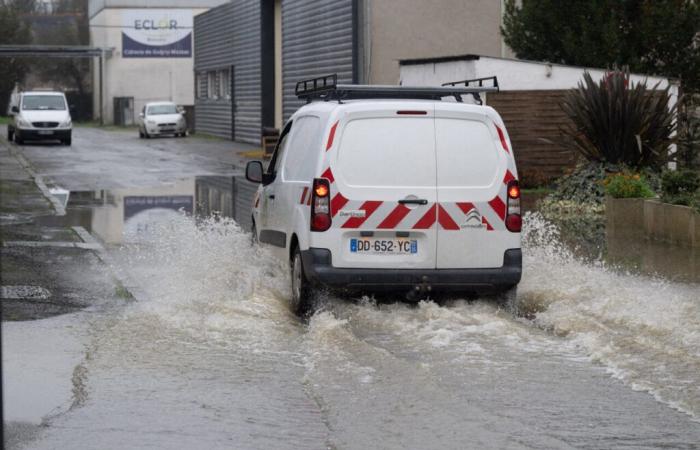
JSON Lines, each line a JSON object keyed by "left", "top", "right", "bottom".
{"left": 283, "top": 116, "right": 321, "bottom": 182}
{"left": 266, "top": 121, "right": 292, "bottom": 177}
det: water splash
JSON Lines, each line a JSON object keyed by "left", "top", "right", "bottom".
{"left": 520, "top": 212, "right": 700, "bottom": 420}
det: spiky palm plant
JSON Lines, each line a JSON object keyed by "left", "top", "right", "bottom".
{"left": 560, "top": 70, "right": 677, "bottom": 170}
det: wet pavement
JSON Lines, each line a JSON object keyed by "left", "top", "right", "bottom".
{"left": 2, "top": 127, "right": 700, "bottom": 449}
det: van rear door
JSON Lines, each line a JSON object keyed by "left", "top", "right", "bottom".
{"left": 434, "top": 104, "right": 519, "bottom": 269}
{"left": 328, "top": 103, "right": 437, "bottom": 269}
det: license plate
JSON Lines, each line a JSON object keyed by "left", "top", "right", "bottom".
{"left": 350, "top": 238, "right": 418, "bottom": 254}
{"left": 38, "top": 130, "right": 53, "bottom": 135}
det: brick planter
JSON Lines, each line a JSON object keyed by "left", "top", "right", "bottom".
{"left": 606, "top": 197, "right": 700, "bottom": 247}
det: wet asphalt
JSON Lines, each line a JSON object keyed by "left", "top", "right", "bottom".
{"left": 2, "top": 126, "right": 700, "bottom": 450}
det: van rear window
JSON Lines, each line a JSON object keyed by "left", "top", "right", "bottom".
{"left": 337, "top": 118, "right": 435, "bottom": 187}
{"left": 435, "top": 118, "right": 499, "bottom": 188}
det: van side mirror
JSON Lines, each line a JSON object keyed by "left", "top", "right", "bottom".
{"left": 139, "top": 112, "right": 144, "bottom": 118}
{"left": 246, "top": 161, "right": 264, "bottom": 184}
{"left": 11, "top": 106, "right": 19, "bottom": 114}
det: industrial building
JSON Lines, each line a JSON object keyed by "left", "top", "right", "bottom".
{"left": 89, "top": 0, "right": 228, "bottom": 124}
{"left": 193, "top": 0, "right": 512, "bottom": 143}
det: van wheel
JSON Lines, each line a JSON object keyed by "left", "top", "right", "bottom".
{"left": 7, "top": 127, "right": 14, "bottom": 141}
{"left": 291, "top": 248, "right": 315, "bottom": 316}
{"left": 15, "top": 134, "right": 23, "bottom": 145}
{"left": 250, "top": 222, "right": 259, "bottom": 245}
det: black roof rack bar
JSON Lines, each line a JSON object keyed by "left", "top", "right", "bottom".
{"left": 442, "top": 76, "right": 499, "bottom": 91}
{"left": 295, "top": 74, "right": 338, "bottom": 99}
{"left": 295, "top": 74, "right": 499, "bottom": 103}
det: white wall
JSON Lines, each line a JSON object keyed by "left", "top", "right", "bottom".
{"left": 91, "top": 8, "right": 208, "bottom": 123}
{"left": 400, "top": 55, "right": 678, "bottom": 94}
{"left": 400, "top": 55, "right": 679, "bottom": 165}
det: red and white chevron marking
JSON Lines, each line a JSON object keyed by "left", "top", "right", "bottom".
{"left": 302, "top": 122, "right": 518, "bottom": 231}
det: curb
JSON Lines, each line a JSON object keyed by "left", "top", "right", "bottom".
{"left": 7, "top": 146, "right": 66, "bottom": 216}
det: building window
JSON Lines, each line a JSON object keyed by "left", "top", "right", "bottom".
{"left": 197, "top": 73, "right": 208, "bottom": 100}
{"left": 219, "top": 69, "right": 230, "bottom": 99}
{"left": 208, "top": 71, "right": 219, "bottom": 99}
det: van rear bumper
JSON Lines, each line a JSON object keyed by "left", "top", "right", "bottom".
{"left": 301, "top": 248, "right": 522, "bottom": 293}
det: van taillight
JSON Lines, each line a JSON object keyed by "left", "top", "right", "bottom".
{"left": 311, "top": 178, "right": 331, "bottom": 232}
{"left": 506, "top": 180, "right": 521, "bottom": 232}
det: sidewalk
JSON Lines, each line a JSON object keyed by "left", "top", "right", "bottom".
{"left": 0, "top": 138, "right": 54, "bottom": 225}
{"left": 0, "top": 138, "right": 123, "bottom": 321}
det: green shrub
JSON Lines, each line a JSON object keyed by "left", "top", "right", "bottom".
{"left": 661, "top": 169, "right": 700, "bottom": 196}
{"left": 603, "top": 172, "right": 655, "bottom": 198}
{"left": 548, "top": 162, "right": 609, "bottom": 205}
{"left": 560, "top": 70, "right": 677, "bottom": 170}
{"left": 661, "top": 170, "right": 700, "bottom": 211}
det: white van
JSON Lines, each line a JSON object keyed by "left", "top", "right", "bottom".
{"left": 246, "top": 75, "right": 521, "bottom": 314}
{"left": 8, "top": 91, "right": 72, "bottom": 146}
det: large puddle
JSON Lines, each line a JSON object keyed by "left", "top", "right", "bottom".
{"left": 12, "top": 177, "right": 700, "bottom": 448}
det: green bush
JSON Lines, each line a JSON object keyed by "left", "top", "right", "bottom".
{"left": 548, "top": 162, "right": 609, "bottom": 205}
{"left": 561, "top": 70, "right": 677, "bottom": 170}
{"left": 604, "top": 172, "right": 655, "bottom": 198}
{"left": 660, "top": 170, "right": 700, "bottom": 211}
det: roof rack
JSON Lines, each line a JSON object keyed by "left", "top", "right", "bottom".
{"left": 295, "top": 74, "right": 499, "bottom": 104}
{"left": 441, "top": 76, "right": 499, "bottom": 105}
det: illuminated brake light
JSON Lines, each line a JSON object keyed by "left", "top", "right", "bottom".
{"left": 506, "top": 180, "right": 521, "bottom": 232}
{"left": 508, "top": 184, "right": 520, "bottom": 199}
{"left": 311, "top": 178, "right": 331, "bottom": 232}
{"left": 314, "top": 184, "right": 329, "bottom": 197}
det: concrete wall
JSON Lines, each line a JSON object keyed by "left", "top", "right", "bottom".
{"left": 91, "top": 7, "right": 209, "bottom": 124}
{"left": 400, "top": 56, "right": 678, "bottom": 94}
{"left": 607, "top": 198, "right": 700, "bottom": 248}
{"left": 366, "top": 0, "right": 510, "bottom": 84}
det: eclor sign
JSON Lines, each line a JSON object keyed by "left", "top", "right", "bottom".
{"left": 122, "top": 9, "right": 192, "bottom": 58}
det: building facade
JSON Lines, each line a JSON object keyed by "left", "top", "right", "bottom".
{"left": 193, "top": 0, "right": 510, "bottom": 143}
{"left": 194, "top": 0, "right": 357, "bottom": 142}
{"left": 89, "top": 0, "right": 228, "bottom": 124}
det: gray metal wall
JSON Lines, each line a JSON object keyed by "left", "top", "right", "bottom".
{"left": 193, "top": 0, "right": 262, "bottom": 144}
{"left": 194, "top": 2, "right": 235, "bottom": 139}
{"left": 281, "top": 0, "right": 355, "bottom": 121}
{"left": 231, "top": 0, "right": 262, "bottom": 144}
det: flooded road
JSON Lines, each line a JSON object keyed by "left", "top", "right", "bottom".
{"left": 9, "top": 187, "right": 700, "bottom": 449}
{"left": 2, "top": 127, "right": 699, "bottom": 449}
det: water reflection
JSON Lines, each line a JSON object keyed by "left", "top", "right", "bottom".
{"left": 38, "top": 175, "right": 256, "bottom": 245}
{"left": 37, "top": 178, "right": 700, "bottom": 283}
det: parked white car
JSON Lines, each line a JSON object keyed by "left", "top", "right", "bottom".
{"left": 8, "top": 91, "right": 72, "bottom": 146}
{"left": 138, "top": 102, "right": 187, "bottom": 138}
{"left": 246, "top": 76, "right": 522, "bottom": 314}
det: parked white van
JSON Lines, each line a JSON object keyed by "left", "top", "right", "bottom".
{"left": 246, "top": 75, "right": 521, "bottom": 314}
{"left": 8, "top": 91, "right": 72, "bottom": 145}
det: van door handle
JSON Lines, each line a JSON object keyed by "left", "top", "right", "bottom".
{"left": 268, "top": 194, "right": 275, "bottom": 199}
{"left": 398, "top": 198, "right": 428, "bottom": 205}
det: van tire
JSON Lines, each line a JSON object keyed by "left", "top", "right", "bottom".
{"left": 15, "top": 134, "right": 23, "bottom": 145}
{"left": 7, "top": 127, "right": 14, "bottom": 142}
{"left": 251, "top": 222, "right": 259, "bottom": 245}
{"left": 291, "top": 247, "right": 315, "bottom": 316}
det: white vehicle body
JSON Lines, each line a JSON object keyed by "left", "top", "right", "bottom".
{"left": 138, "top": 101, "right": 187, "bottom": 138}
{"left": 8, "top": 91, "right": 72, "bottom": 145}
{"left": 248, "top": 86, "right": 522, "bottom": 312}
